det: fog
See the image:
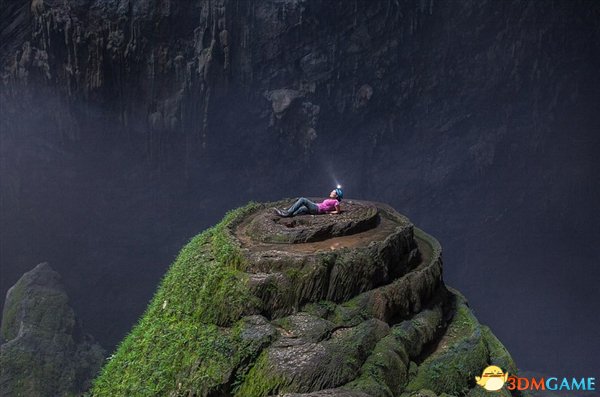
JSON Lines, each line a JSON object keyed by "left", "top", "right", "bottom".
{"left": 1, "top": 0, "right": 599, "bottom": 377}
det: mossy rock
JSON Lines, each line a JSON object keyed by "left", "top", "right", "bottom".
{"left": 279, "top": 390, "right": 373, "bottom": 396}
{"left": 235, "top": 319, "right": 390, "bottom": 396}
{"left": 1, "top": 263, "right": 75, "bottom": 341}
{"left": 343, "top": 290, "right": 449, "bottom": 397}
{"left": 89, "top": 201, "right": 522, "bottom": 397}
{"left": 1, "top": 263, "right": 104, "bottom": 397}
{"left": 466, "top": 387, "right": 512, "bottom": 397}
{"left": 404, "top": 390, "right": 439, "bottom": 397}
{"left": 404, "top": 291, "right": 517, "bottom": 397}
{"left": 241, "top": 203, "right": 420, "bottom": 318}
{"left": 91, "top": 204, "right": 263, "bottom": 396}
{"left": 271, "top": 312, "right": 335, "bottom": 343}
{"left": 480, "top": 326, "right": 518, "bottom": 376}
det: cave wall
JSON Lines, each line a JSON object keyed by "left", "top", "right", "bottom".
{"left": 1, "top": 0, "right": 599, "bottom": 374}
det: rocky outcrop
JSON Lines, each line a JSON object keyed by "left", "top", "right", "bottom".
{"left": 246, "top": 201, "right": 379, "bottom": 244}
{"left": 0, "top": 262, "right": 105, "bottom": 397}
{"left": 91, "top": 201, "right": 525, "bottom": 397}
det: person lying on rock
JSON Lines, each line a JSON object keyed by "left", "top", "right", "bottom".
{"left": 275, "top": 188, "right": 343, "bottom": 217}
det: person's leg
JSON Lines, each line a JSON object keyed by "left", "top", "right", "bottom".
{"left": 292, "top": 207, "right": 310, "bottom": 216}
{"left": 286, "top": 197, "right": 315, "bottom": 214}
{"left": 290, "top": 199, "right": 320, "bottom": 216}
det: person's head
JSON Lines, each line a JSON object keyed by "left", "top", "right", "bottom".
{"left": 330, "top": 187, "right": 344, "bottom": 201}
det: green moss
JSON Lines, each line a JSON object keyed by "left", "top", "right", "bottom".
{"left": 0, "top": 331, "right": 85, "bottom": 396}
{"left": 405, "top": 299, "right": 488, "bottom": 396}
{"left": 211, "top": 202, "right": 259, "bottom": 270}
{"left": 271, "top": 316, "right": 293, "bottom": 330}
{"left": 302, "top": 294, "right": 372, "bottom": 328}
{"left": 402, "top": 389, "right": 439, "bottom": 397}
{"left": 347, "top": 376, "right": 394, "bottom": 397}
{"left": 1, "top": 277, "right": 75, "bottom": 341}
{"left": 88, "top": 202, "right": 517, "bottom": 397}
{"left": 347, "top": 305, "right": 444, "bottom": 396}
{"left": 283, "top": 267, "right": 302, "bottom": 280}
{"left": 302, "top": 299, "right": 338, "bottom": 319}
{"left": 0, "top": 281, "right": 25, "bottom": 340}
{"left": 327, "top": 295, "right": 371, "bottom": 326}
{"left": 467, "top": 385, "right": 512, "bottom": 397}
{"left": 346, "top": 334, "right": 408, "bottom": 397}
{"left": 480, "top": 325, "right": 518, "bottom": 376}
{"left": 232, "top": 350, "right": 289, "bottom": 397}
{"left": 234, "top": 319, "right": 389, "bottom": 396}
{"left": 90, "top": 203, "right": 263, "bottom": 396}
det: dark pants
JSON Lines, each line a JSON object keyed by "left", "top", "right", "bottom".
{"left": 286, "top": 197, "right": 320, "bottom": 216}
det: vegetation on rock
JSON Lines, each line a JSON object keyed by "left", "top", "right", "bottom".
{"left": 0, "top": 263, "right": 104, "bottom": 397}
{"left": 90, "top": 201, "right": 524, "bottom": 397}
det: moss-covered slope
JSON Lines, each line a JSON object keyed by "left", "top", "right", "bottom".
{"left": 91, "top": 203, "right": 263, "bottom": 396}
{"left": 91, "top": 201, "right": 525, "bottom": 397}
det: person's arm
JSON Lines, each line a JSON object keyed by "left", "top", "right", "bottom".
{"left": 330, "top": 203, "right": 341, "bottom": 214}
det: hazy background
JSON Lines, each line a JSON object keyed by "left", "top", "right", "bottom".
{"left": 1, "top": 0, "right": 599, "bottom": 376}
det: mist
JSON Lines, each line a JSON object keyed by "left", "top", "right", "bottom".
{"left": 1, "top": 0, "right": 599, "bottom": 378}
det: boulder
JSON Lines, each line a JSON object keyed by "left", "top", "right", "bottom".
{"left": 0, "top": 263, "right": 105, "bottom": 397}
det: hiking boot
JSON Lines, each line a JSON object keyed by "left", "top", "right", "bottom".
{"left": 275, "top": 208, "right": 290, "bottom": 217}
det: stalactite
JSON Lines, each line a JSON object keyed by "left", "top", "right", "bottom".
{"left": 45, "top": 13, "right": 51, "bottom": 49}
{"left": 201, "top": 86, "right": 210, "bottom": 149}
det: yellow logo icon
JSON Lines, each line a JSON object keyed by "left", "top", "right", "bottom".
{"left": 475, "top": 365, "right": 509, "bottom": 391}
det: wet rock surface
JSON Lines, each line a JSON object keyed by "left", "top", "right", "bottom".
{"left": 234, "top": 201, "right": 422, "bottom": 318}
{"left": 246, "top": 200, "right": 379, "bottom": 244}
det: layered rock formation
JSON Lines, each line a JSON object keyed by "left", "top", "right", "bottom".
{"left": 92, "top": 201, "right": 523, "bottom": 397}
{"left": 0, "top": 262, "right": 105, "bottom": 397}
